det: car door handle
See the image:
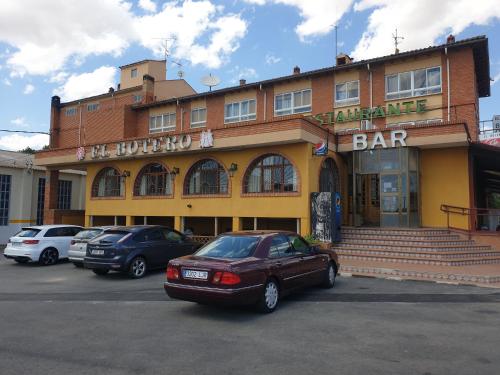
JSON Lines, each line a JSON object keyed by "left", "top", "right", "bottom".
{"left": 273, "top": 261, "right": 282, "bottom": 267}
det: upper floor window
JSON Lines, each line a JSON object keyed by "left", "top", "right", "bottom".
{"left": 87, "top": 103, "right": 99, "bottom": 112}
{"left": 275, "top": 89, "right": 311, "bottom": 116}
{"left": 133, "top": 95, "right": 142, "bottom": 103}
{"left": 184, "top": 159, "right": 228, "bottom": 195}
{"left": 224, "top": 99, "right": 256, "bottom": 123}
{"left": 134, "top": 163, "right": 172, "bottom": 196}
{"left": 149, "top": 112, "right": 176, "bottom": 134}
{"left": 131, "top": 68, "right": 138, "bottom": 78}
{"left": 65, "top": 107, "right": 77, "bottom": 116}
{"left": 386, "top": 66, "right": 441, "bottom": 100}
{"left": 243, "top": 154, "right": 298, "bottom": 194}
{"left": 91, "top": 167, "right": 124, "bottom": 197}
{"left": 335, "top": 80, "right": 359, "bottom": 106}
{"left": 57, "top": 180, "right": 72, "bottom": 210}
{"left": 191, "top": 108, "right": 207, "bottom": 128}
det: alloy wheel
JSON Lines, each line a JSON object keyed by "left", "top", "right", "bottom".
{"left": 40, "top": 249, "right": 58, "bottom": 266}
{"left": 131, "top": 258, "right": 146, "bottom": 278}
{"left": 265, "top": 281, "right": 279, "bottom": 309}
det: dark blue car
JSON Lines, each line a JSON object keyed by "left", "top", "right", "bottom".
{"left": 84, "top": 226, "right": 201, "bottom": 278}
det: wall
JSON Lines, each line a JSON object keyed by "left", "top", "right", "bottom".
{"left": 420, "top": 147, "right": 470, "bottom": 229}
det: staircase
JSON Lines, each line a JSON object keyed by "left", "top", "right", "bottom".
{"left": 335, "top": 227, "right": 500, "bottom": 286}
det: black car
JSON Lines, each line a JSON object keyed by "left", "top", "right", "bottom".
{"left": 84, "top": 226, "right": 201, "bottom": 278}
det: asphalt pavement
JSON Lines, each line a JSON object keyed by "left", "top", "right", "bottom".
{"left": 1, "top": 254, "right": 499, "bottom": 375}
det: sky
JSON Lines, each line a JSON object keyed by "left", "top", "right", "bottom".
{"left": 0, "top": 0, "right": 499, "bottom": 151}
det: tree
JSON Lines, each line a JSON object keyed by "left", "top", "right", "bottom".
{"left": 18, "top": 146, "right": 36, "bottom": 154}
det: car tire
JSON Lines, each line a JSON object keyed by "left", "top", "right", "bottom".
{"left": 14, "top": 258, "right": 29, "bottom": 264}
{"left": 73, "top": 262, "right": 84, "bottom": 268}
{"left": 39, "top": 248, "right": 59, "bottom": 266}
{"left": 256, "top": 279, "right": 279, "bottom": 313}
{"left": 322, "top": 262, "right": 337, "bottom": 289}
{"left": 128, "top": 257, "right": 147, "bottom": 279}
{"left": 92, "top": 269, "right": 109, "bottom": 276}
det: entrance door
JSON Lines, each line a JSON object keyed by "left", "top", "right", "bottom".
{"left": 380, "top": 173, "right": 402, "bottom": 227}
{"left": 354, "top": 174, "right": 380, "bottom": 226}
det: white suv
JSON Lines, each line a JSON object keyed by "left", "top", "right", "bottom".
{"left": 4, "top": 225, "right": 83, "bottom": 265}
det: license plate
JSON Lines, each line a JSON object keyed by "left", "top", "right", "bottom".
{"left": 182, "top": 269, "right": 208, "bottom": 280}
{"left": 91, "top": 249, "right": 104, "bottom": 255}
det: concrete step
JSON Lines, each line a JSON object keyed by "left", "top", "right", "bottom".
{"left": 334, "top": 242, "right": 492, "bottom": 252}
{"left": 341, "top": 227, "right": 450, "bottom": 236}
{"left": 340, "top": 233, "right": 462, "bottom": 242}
{"left": 338, "top": 253, "right": 500, "bottom": 266}
{"left": 336, "top": 248, "right": 500, "bottom": 260}
{"left": 340, "top": 237, "right": 475, "bottom": 247}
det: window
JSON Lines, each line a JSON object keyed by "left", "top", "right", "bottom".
{"left": 134, "top": 163, "right": 172, "bottom": 196}
{"left": 335, "top": 80, "right": 359, "bottom": 106}
{"left": 288, "top": 235, "right": 310, "bottom": 255}
{"left": 275, "top": 89, "right": 311, "bottom": 116}
{"left": 196, "top": 235, "right": 260, "bottom": 259}
{"left": 191, "top": 108, "right": 207, "bottom": 128}
{"left": 161, "top": 228, "right": 183, "bottom": 242}
{"left": 133, "top": 95, "right": 142, "bottom": 103}
{"left": 36, "top": 177, "right": 45, "bottom": 225}
{"left": 243, "top": 154, "right": 298, "bottom": 194}
{"left": 387, "top": 118, "right": 443, "bottom": 127}
{"left": 268, "top": 235, "right": 293, "bottom": 258}
{"left": 57, "top": 180, "right": 72, "bottom": 210}
{"left": 184, "top": 159, "right": 228, "bottom": 195}
{"left": 45, "top": 227, "right": 81, "bottom": 237}
{"left": 131, "top": 68, "right": 138, "bottom": 78}
{"left": 224, "top": 99, "right": 256, "bottom": 123}
{"left": 0, "top": 174, "right": 11, "bottom": 226}
{"left": 386, "top": 66, "right": 441, "bottom": 99}
{"left": 149, "top": 112, "right": 176, "bottom": 133}
{"left": 91, "top": 167, "right": 124, "bottom": 197}
{"left": 87, "top": 103, "right": 99, "bottom": 112}
{"left": 65, "top": 107, "right": 77, "bottom": 116}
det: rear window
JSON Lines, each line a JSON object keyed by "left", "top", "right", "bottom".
{"left": 196, "top": 235, "right": 260, "bottom": 259}
{"left": 92, "top": 231, "right": 130, "bottom": 244}
{"left": 15, "top": 228, "right": 41, "bottom": 238}
{"left": 75, "top": 229, "right": 103, "bottom": 240}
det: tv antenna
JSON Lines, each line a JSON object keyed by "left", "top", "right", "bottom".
{"left": 201, "top": 73, "right": 221, "bottom": 92}
{"left": 152, "top": 36, "right": 177, "bottom": 79}
{"left": 392, "top": 29, "right": 404, "bottom": 54}
{"left": 171, "top": 60, "right": 185, "bottom": 79}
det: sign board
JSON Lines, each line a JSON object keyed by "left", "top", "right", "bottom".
{"left": 353, "top": 130, "right": 407, "bottom": 151}
{"left": 311, "top": 192, "right": 339, "bottom": 243}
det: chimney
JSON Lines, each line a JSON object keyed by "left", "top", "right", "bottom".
{"left": 293, "top": 66, "right": 301, "bottom": 75}
{"left": 142, "top": 74, "right": 155, "bottom": 104}
{"left": 239, "top": 78, "right": 246, "bottom": 86}
{"left": 336, "top": 53, "right": 353, "bottom": 66}
{"left": 117, "top": 83, "right": 121, "bottom": 90}
{"left": 446, "top": 34, "right": 455, "bottom": 44}
{"left": 108, "top": 87, "right": 115, "bottom": 93}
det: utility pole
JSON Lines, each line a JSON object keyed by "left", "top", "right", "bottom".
{"left": 335, "top": 24, "right": 338, "bottom": 65}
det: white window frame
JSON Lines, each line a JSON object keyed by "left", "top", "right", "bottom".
{"left": 335, "top": 80, "right": 360, "bottom": 106}
{"left": 87, "top": 103, "right": 99, "bottom": 112}
{"left": 65, "top": 107, "right": 77, "bottom": 116}
{"left": 149, "top": 112, "right": 176, "bottom": 134}
{"left": 224, "top": 99, "right": 257, "bottom": 124}
{"left": 387, "top": 118, "right": 443, "bottom": 127}
{"left": 274, "top": 89, "right": 312, "bottom": 116}
{"left": 131, "top": 68, "right": 138, "bottom": 78}
{"left": 385, "top": 66, "right": 442, "bottom": 100}
{"left": 133, "top": 95, "right": 142, "bottom": 103}
{"left": 190, "top": 108, "right": 207, "bottom": 128}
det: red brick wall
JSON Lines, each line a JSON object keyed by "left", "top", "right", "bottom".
{"left": 311, "top": 74, "right": 334, "bottom": 114}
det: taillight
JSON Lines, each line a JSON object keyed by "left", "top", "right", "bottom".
{"left": 71, "top": 240, "right": 76, "bottom": 245}
{"left": 166, "top": 265, "right": 179, "bottom": 280}
{"left": 212, "top": 271, "right": 241, "bottom": 285}
{"left": 23, "top": 240, "right": 39, "bottom": 245}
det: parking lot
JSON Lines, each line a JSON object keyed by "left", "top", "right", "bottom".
{"left": 1, "top": 254, "right": 500, "bottom": 375}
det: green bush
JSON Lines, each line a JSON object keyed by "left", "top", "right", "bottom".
{"left": 303, "top": 234, "right": 320, "bottom": 245}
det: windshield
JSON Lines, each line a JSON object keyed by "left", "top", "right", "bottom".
{"left": 196, "top": 235, "right": 260, "bottom": 259}
{"left": 15, "top": 228, "right": 41, "bottom": 238}
{"left": 74, "top": 229, "right": 103, "bottom": 240}
{"left": 92, "top": 231, "right": 130, "bottom": 244}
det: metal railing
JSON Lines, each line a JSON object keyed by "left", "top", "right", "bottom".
{"left": 189, "top": 235, "right": 215, "bottom": 244}
{"left": 440, "top": 204, "right": 500, "bottom": 235}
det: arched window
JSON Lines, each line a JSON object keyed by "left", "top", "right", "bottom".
{"left": 244, "top": 154, "right": 298, "bottom": 193}
{"left": 184, "top": 159, "right": 228, "bottom": 195}
{"left": 319, "top": 158, "right": 340, "bottom": 193}
{"left": 134, "top": 163, "right": 172, "bottom": 196}
{"left": 91, "top": 167, "right": 124, "bottom": 197}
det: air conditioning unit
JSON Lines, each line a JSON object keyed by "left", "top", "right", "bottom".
{"left": 360, "top": 120, "right": 373, "bottom": 130}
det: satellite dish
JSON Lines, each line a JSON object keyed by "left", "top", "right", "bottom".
{"left": 177, "top": 70, "right": 185, "bottom": 79}
{"left": 201, "top": 74, "right": 221, "bottom": 91}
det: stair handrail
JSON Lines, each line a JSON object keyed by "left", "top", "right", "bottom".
{"left": 440, "top": 204, "right": 500, "bottom": 234}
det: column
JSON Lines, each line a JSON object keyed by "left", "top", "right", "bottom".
{"left": 174, "top": 216, "right": 182, "bottom": 232}
{"left": 253, "top": 217, "right": 258, "bottom": 230}
{"left": 125, "top": 216, "right": 133, "bottom": 226}
{"left": 214, "top": 217, "right": 219, "bottom": 236}
{"left": 300, "top": 216, "right": 309, "bottom": 236}
{"left": 232, "top": 217, "right": 240, "bottom": 232}
{"left": 43, "top": 169, "right": 59, "bottom": 224}
{"left": 85, "top": 215, "right": 92, "bottom": 227}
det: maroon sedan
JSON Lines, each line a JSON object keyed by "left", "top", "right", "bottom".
{"left": 164, "top": 231, "right": 339, "bottom": 313}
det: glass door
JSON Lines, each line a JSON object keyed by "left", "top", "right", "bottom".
{"left": 380, "top": 173, "right": 401, "bottom": 227}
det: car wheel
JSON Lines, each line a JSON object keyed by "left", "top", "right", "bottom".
{"left": 322, "top": 262, "right": 337, "bottom": 289}
{"left": 14, "top": 258, "right": 29, "bottom": 264}
{"left": 73, "top": 262, "right": 84, "bottom": 268}
{"left": 92, "top": 269, "right": 109, "bottom": 276}
{"left": 257, "top": 279, "right": 279, "bottom": 313}
{"left": 128, "top": 257, "right": 147, "bottom": 279}
{"left": 39, "top": 248, "right": 59, "bottom": 266}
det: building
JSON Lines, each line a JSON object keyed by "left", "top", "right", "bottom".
{"left": 35, "top": 36, "right": 499, "bottom": 238}
{"left": 0, "top": 150, "right": 85, "bottom": 244}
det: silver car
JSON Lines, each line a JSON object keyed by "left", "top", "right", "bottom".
{"left": 68, "top": 227, "right": 111, "bottom": 267}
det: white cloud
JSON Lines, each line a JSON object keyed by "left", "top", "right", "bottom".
{"left": 350, "top": 0, "right": 500, "bottom": 60}
{"left": 0, "top": 134, "right": 49, "bottom": 151}
{"left": 0, "top": 0, "right": 248, "bottom": 77}
{"left": 138, "top": 0, "right": 157, "bottom": 12}
{"left": 265, "top": 53, "right": 281, "bottom": 64}
{"left": 11, "top": 117, "right": 29, "bottom": 128}
{"left": 244, "top": 0, "right": 354, "bottom": 41}
{"left": 53, "top": 66, "right": 117, "bottom": 102}
{"left": 23, "top": 83, "right": 34, "bottom": 94}
{"left": 229, "top": 66, "right": 258, "bottom": 84}
{"left": 2, "top": 78, "right": 11, "bottom": 86}
{"left": 492, "top": 72, "right": 500, "bottom": 87}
